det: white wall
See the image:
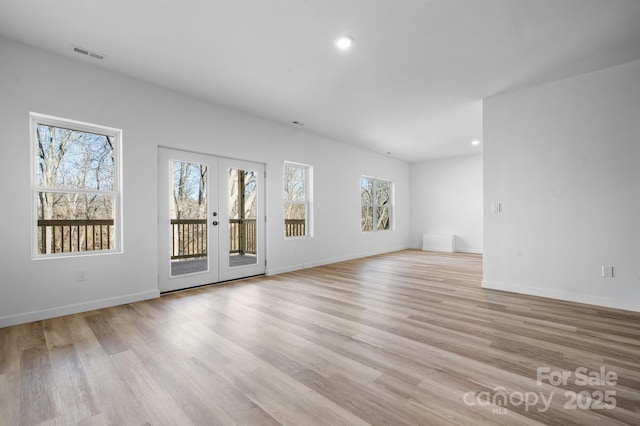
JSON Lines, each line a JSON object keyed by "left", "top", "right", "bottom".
{"left": 0, "top": 37, "right": 410, "bottom": 327}
{"left": 410, "top": 154, "right": 483, "bottom": 253}
{"left": 483, "top": 60, "right": 640, "bottom": 312}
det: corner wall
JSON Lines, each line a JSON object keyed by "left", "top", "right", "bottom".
{"left": 483, "top": 60, "right": 640, "bottom": 312}
{"left": 410, "top": 154, "right": 483, "bottom": 253}
{"left": 0, "top": 37, "right": 411, "bottom": 327}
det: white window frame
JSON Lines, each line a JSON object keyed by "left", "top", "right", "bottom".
{"left": 361, "top": 176, "right": 393, "bottom": 232}
{"left": 30, "top": 112, "right": 123, "bottom": 258}
{"left": 283, "top": 161, "right": 313, "bottom": 238}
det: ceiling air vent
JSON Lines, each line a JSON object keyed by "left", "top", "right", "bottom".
{"left": 71, "top": 45, "right": 106, "bottom": 61}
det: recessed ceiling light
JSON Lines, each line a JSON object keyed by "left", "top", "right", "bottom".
{"left": 336, "top": 35, "right": 353, "bottom": 49}
{"left": 471, "top": 140, "right": 480, "bottom": 146}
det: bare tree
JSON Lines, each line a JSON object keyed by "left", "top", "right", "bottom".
{"left": 172, "top": 161, "right": 207, "bottom": 220}
{"left": 284, "top": 165, "right": 306, "bottom": 220}
{"left": 36, "top": 125, "right": 115, "bottom": 253}
{"left": 37, "top": 126, "right": 79, "bottom": 251}
{"left": 361, "top": 178, "right": 390, "bottom": 231}
{"left": 198, "top": 164, "right": 207, "bottom": 217}
{"left": 173, "top": 162, "right": 191, "bottom": 220}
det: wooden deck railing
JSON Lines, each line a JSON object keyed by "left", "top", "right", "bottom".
{"left": 38, "top": 219, "right": 114, "bottom": 254}
{"left": 174, "top": 218, "right": 308, "bottom": 258}
{"left": 171, "top": 219, "right": 207, "bottom": 260}
{"left": 228, "top": 219, "right": 306, "bottom": 254}
{"left": 37, "top": 217, "right": 307, "bottom": 257}
{"left": 285, "top": 219, "right": 306, "bottom": 237}
{"left": 229, "top": 219, "right": 257, "bottom": 255}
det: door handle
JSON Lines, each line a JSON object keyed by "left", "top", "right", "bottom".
{"left": 212, "top": 221, "right": 219, "bottom": 226}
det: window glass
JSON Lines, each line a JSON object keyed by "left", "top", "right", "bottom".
{"left": 32, "top": 114, "right": 121, "bottom": 256}
{"left": 361, "top": 177, "right": 392, "bottom": 232}
{"left": 284, "top": 162, "right": 312, "bottom": 237}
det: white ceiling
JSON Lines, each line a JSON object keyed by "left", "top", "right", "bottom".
{"left": 1, "top": 0, "right": 640, "bottom": 162}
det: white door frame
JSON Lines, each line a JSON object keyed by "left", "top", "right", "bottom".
{"left": 218, "top": 157, "right": 266, "bottom": 282}
{"left": 158, "top": 147, "right": 266, "bottom": 292}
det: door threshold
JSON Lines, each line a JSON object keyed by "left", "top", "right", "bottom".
{"left": 160, "top": 273, "right": 266, "bottom": 295}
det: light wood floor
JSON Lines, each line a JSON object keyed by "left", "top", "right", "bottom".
{"left": 1, "top": 250, "right": 639, "bottom": 425}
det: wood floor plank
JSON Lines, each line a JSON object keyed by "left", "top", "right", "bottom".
{"left": 48, "top": 344, "right": 99, "bottom": 424}
{"left": 63, "top": 314, "right": 154, "bottom": 425}
{"left": 219, "top": 360, "right": 370, "bottom": 426}
{"left": 43, "top": 317, "right": 73, "bottom": 349}
{"left": 2, "top": 250, "right": 640, "bottom": 425}
{"left": 83, "top": 313, "right": 129, "bottom": 355}
{"left": 0, "top": 371, "right": 20, "bottom": 425}
{"left": 108, "top": 349, "right": 195, "bottom": 424}
{"left": 20, "top": 347, "right": 57, "bottom": 425}
{"left": 189, "top": 321, "right": 371, "bottom": 425}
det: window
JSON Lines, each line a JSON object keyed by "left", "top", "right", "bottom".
{"left": 284, "top": 162, "right": 312, "bottom": 237}
{"left": 361, "top": 177, "right": 392, "bottom": 231}
{"left": 31, "top": 113, "right": 122, "bottom": 257}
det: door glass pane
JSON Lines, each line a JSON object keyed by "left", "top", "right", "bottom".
{"left": 171, "top": 161, "right": 208, "bottom": 276}
{"left": 228, "top": 168, "right": 258, "bottom": 267}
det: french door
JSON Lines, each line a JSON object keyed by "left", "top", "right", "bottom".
{"left": 158, "top": 148, "right": 265, "bottom": 292}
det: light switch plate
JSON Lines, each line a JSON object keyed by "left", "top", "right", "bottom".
{"left": 602, "top": 266, "right": 614, "bottom": 278}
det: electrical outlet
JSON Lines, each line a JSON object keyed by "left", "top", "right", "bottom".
{"left": 601, "top": 266, "right": 614, "bottom": 278}
{"left": 77, "top": 269, "right": 88, "bottom": 281}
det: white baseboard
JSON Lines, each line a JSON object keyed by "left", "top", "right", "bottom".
{"left": 414, "top": 246, "right": 483, "bottom": 255}
{"left": 267, "top": 246, "right": 411, "bottom": 276}
{"left": 0, "top": 290, "right": 160, "bottom": 328}
{"left": 458, "top": 248, "right": 483, "bottom": 254}
{"left": 482, "top": 280, "right": 639, "bottom": 313}
{"left": 421, "top": 247, "right": 455, "bottom": 253}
